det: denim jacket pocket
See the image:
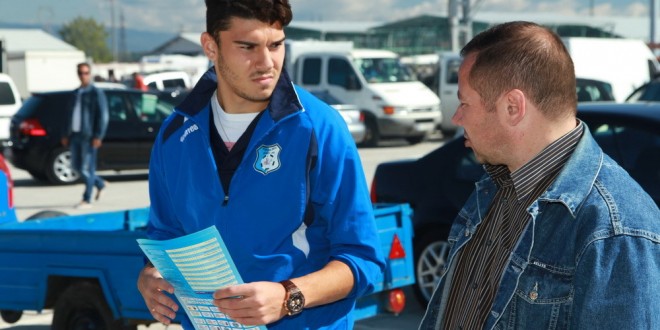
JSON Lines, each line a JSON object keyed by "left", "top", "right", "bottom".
{"left": 496, "top": 259, "right": 574, "bottom": 330}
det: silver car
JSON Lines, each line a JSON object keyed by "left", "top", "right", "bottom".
{"left": 311, "top": 91, "right": 366, "bottom": 144}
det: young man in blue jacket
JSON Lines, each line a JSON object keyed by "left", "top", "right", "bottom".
{"left": 419, "top": 21, "right": 660, "bottom": 329}
{"left": 137, "top": 1, "right": 385, "bottom": 329}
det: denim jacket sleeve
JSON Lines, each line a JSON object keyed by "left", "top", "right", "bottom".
{"left": 93, "top": 87, "right": 109, "bottom": 140}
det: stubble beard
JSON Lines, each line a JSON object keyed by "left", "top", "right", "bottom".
{"left": 217, "top": 54, "right": 274, "bottom": 103}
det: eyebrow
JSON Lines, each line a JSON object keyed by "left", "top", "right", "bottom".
{"left": 234, "top": 37, "right": 286, "bottom": 47}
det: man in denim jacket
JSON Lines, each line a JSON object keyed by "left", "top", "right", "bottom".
{"left": 420, "top": 21, "right": 660, "bottom": 329}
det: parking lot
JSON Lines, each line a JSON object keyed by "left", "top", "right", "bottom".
{"left": 1, "top": 137, "right": 447, "bottom": 330}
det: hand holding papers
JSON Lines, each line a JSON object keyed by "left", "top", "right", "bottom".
{"left": 138, "top": 226, "right": 266, "bottom": 330}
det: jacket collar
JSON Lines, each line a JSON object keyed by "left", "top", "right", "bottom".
{"left": 539, "top": 124, "right": 602, "bottom": 217}
{"left": 176, "top": 66, "right": 302, "bottom": 122}
{"left": 472, "top": 124, "right": 602, "bottom": 220}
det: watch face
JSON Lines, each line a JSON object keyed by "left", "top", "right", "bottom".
{"left": 286, "top": 292, "right": 305, "bottom": 314}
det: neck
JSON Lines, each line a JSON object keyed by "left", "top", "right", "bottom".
{"left": 507, "top": 116, "right": 577, "bottom": 173}
{"left": 216, "top": 87, "right": 268, "bottom": 114}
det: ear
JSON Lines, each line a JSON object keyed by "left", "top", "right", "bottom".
{"left": 503, "top": 89, "right": 526, "bottom": 126}
{"left": 201, "top": 32, "right": 219, "bottom": 62}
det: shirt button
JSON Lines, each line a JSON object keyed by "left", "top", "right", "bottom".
{"left": 472, "top": 282, "right": 478, "bottom": 289}
{"left": 486, "top": 239, "right": 493, "bottom": 246}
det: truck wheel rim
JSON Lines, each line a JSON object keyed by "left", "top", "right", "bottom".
{"left": 54, "top": 151, "right": 79, "bottom": 183}
{"left": 417, "top": 240, "right": 450, "bottom": 302}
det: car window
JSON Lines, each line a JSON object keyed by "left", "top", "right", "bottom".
{"left": 128, "top": 93, "right": 173, "bottom": 123}
{"left": 0, "top": 82, "right": 17, "bottom": 105}
{"left": 106, "top": 93, "right": 131, "bottom": 122}
{"left": 163, "top": 79, "right": 186, "bottom": 89}
{"left": 302, "top": 58, "right": 321, "bottom": 85}
{"left": 576, "top": 79, "right": 614, "bottom": 102}
{"left": 445, "top": 59, "right": 460, "bottom": 85}
{"left": 329, "top": 58, "right": 361, "bottom": 90}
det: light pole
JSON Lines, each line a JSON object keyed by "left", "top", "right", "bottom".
{"left": 109, "top": 0, "right": 118, "bottom": 62}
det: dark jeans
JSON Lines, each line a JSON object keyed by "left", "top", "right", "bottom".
{"left": 69, "top": 134, "right": 105, "bottom": 202}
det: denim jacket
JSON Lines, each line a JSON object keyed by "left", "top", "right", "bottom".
{"left": 420, "top": 128, "right": 660, "bottom": 330}
{"left": 65, "top": 84, "right": 109, "bottom": 140}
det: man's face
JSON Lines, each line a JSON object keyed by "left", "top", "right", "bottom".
{"left": 77, "top": 65, "right": 92, "bottom": 86}
{"left": 452, "top": 54, "right": 507, "bottom": 165}
{"left": 213, "top": 18, "right": 285, "bottom": 108}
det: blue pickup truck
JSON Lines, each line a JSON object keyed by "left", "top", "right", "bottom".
{"left": 0, "top": 156, "right": 415, "bottom": 329}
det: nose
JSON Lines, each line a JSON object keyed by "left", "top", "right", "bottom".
{"left": 255, "top": 47, "right": 274, "bottom": 71}
{"left": 451, "top": 106, "right": 463, "bottom": 126}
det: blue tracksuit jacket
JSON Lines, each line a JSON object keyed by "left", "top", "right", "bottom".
{"left": 147, "top": 68, "right": 385, "bottom": 329}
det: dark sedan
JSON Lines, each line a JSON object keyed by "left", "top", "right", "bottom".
{"left": 370, "top": 102, "right": 660, "bottom": 305}
{"left": 8, "top": 88, "right": 175, "bottom": 184}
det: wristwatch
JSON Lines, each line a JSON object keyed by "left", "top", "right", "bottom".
{"left": 280, "top": 280, "right": 305, "bottom": 316}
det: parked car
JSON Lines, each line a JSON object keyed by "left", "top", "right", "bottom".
{"left": 8, "top": 88, "right": 176, "bottom": 184}
{"left": 310, "top": 90, "right": 366, "bottom": 144}
{"left": 370, "top": 101, "right": 660, "bottom": 305}
{"left": 626, "top": 76, "right": 660, "bottom": 102}
{"left": 0, "top": 73, "right": 22, "bottom": 146}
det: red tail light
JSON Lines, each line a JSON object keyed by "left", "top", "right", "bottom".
{"left": 387, "top": 288, "right": 406, "bottom": 314}
{"left": 359, "top": 111, "right": 365, "bottom": 123}
{"left": 388, "top": 234, "right": 406, "bottom": 259}
{"left": 19, "top": 118, "right": 47, "bottom": 136}
{"left": 0, "top": 157, "right": 14, "bottom": 209}
{"left": 370, "top": 179, "right": 377, "bottom": 203}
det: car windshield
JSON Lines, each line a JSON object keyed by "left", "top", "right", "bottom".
{"left": 353, "top": 57, "right": 416, "bottom": 83}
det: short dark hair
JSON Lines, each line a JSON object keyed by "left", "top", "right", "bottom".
{"left": 205, "top": 0, "right": 292, "bottom": 37}
{"left": 77, "top": 62, "right": 91, "bottom": 71}
{"left": 461, "top": 21, "right": 577, "bottom": 119}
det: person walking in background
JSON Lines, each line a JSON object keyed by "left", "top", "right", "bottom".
{"left": 136, "top": 0, "right": 384, "bottom": 329}
{"left": 420, "top": 21, "right": 660, "bottom": 329}
{"left": 61, "top": 62, "right": 109, "bottom": 209}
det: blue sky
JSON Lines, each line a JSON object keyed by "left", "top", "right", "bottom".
{"left": 0, "top": 0, "right": 649, "bottom": 34}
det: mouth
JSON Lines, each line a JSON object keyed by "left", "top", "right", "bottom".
{"left": 252, "top": 73, "right": 276, "bottom": 85}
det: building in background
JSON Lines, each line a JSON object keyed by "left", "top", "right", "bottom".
{"left": 0, "top": 29, "right": 85, "bottom": 99}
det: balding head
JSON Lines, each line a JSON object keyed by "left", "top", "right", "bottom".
{"left": 461, "top": 21, "right": 577, "bottom": 121}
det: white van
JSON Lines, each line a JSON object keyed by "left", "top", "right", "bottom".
{"left": 286, "top": 41, "right": 442, "bottom": 146}
{"left": 0, "top": 73, "right": 22, "bottom": 145}
{"left": 563, "top": 37, "right": 658, "bottom": 102}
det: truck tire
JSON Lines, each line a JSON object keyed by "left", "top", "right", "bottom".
{"left": 45, "top": 148, "right": 80, "bottom": 185}
{"left": 405, "top": 135, "right": 425, "bottom": 145}
{"left": 52, "top": 282, "right": 137, "bottom": 330}
{"left": 1, "top": 310, "right": 23, "bottom": 323}
{"left": 359, "top": 115, "right": 380, "bottom": 148}
{"left": 413, "top": 229, "right": 451, "bottom": 306}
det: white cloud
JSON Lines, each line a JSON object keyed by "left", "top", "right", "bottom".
{"left": 625, "top": 2, "right": 648, "bottom": 16}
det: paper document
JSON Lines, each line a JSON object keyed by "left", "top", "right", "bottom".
{"left": 137, "top": 226, "right": 266, "bottom": 330}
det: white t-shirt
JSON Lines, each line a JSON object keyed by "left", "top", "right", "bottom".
{"left": 210, "top": 90, "right": 259, "bottom": 151}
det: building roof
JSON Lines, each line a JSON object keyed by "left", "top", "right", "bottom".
{"left": 474, "top": 12, "right": 650, "bottom": 41}
{"left": 288, "top": 21, "right": 383, "bottom": 33}
{"left": 150, "top": 32, "right": 202, "bottom": 55}
{"left": 0, "top": 29, "right": 80, "bottom": 53}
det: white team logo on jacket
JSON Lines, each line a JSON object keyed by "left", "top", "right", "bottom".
{"left": 254, "top": 144, "right": 281, "bottom": 175}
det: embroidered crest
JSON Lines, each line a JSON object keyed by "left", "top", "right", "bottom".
{"left": 254, "top": 144, "right": 282, "bottom": 175}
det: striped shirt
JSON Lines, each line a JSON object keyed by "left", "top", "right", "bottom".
{"left": 442, "top": 121, "right": 584, "bottom": 330}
